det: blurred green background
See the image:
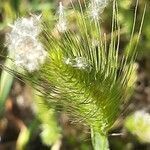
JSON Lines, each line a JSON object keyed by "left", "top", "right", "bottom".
{"left": 0, "top": 0, "right": 150, "bottom": 150}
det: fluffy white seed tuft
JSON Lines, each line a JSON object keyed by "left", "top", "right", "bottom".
{"left": 64, "top": 58, "right": 72, "bottom": 65}
{"left": 6, "top": 15, "right": 47, "bottom": 72}
{"left": 73, "top": 57, "right": 88, "bottom": 69}
{"left": 64, "top": 57, "right": 88, "bottom": 69}
{"left": 56, "top": 2, "right": 67, "bottom": 33}
{"left": 89, "top": 0, "right": 109, "bottom": 20}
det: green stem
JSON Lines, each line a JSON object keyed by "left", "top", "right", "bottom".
{"left": 16, "top": 119, "right": 39, "bottom": 150}
{"left": 0, "top": 53, "right": 14, "bottom": 117}
{"left": 91, "top": 128, "right": 109, "bottom": 150}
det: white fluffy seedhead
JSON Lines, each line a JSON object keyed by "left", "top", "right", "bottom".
{"left": 73, "top": 57, "right": 89, "bottom": 69}
{"left": 64, "top": 57, "right": 89, "bottom": 70}
{"left": 56, "top": 2, "right": 67, "bottom": 32}
{"left": 6, "top": 15, "right": 47, "bottom": 72}
{"left": 8, "top": 15, "right": 41, "bottom": 38}
{"left": 89, "top": 0, "right": 109, "bottom": 20}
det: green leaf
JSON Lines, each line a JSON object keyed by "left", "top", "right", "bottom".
{"left": 0, "top": 52, "right": 14, "bottom": 116}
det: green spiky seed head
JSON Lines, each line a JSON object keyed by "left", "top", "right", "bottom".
{"left": 29, "top": 2, "right": 137, "bottom": 134}
{"left": 6, "top": 0, "right": 144, "bottom": 135}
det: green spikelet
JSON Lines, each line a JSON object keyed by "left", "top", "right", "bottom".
{"left": 25, "top": 0, "right": 144, "bottom": 134}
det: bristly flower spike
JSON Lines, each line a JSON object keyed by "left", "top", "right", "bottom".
{"left": 56, "top": 2, "right": 67, "bottom": 32}
{"left": 5, "top": 0, "right": 146, "bottom": 149}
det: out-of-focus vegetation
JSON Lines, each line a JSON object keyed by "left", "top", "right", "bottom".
{"left": 125, "top": 110, "right": 150, "bottom": 144}
{"left": 0, "top": 0, "right": 150, "bottom": 150}
{"left": 118, "top": 0, "right": 150, "bottom": 57}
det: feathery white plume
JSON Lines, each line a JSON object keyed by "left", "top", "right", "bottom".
{"left": 56, "top": 2, "right": 67, "bottom": 32}
{"left": 89, "top": 0, "right": 109, "bottom": 20}
{"left": 64, "top": 57, "right": 88, "bottom": 69}
{"left": 73, "top": 57, "right": 88, "bottom": 69}
{"left": 6, "top": 15, "right": 47, "bottom": 72}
